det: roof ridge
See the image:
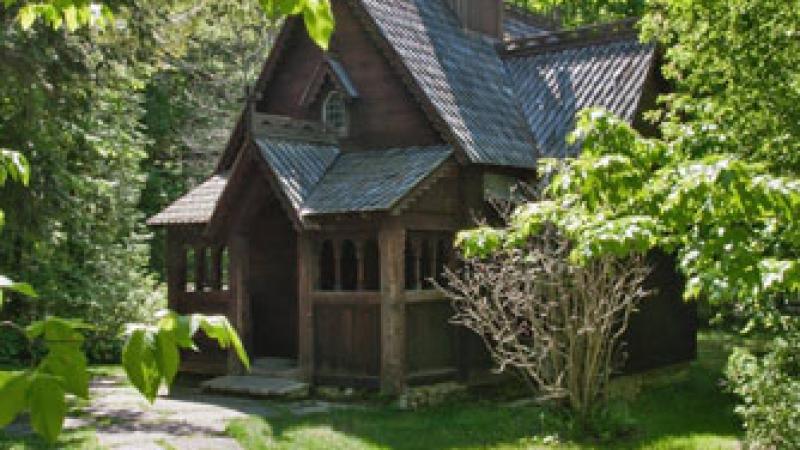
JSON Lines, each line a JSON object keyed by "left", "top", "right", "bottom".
{"left": 500, "top": 17, "right": 640, "bottom": 57}
{"left": 502, "top": 2, "right": 561, "bottom": 32}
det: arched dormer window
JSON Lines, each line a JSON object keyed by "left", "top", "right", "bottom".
{"left": 322, "top": 91, "right": 348, "bottom": 137}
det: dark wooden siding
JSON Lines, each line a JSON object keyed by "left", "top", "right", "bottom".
{"left": 406, "top": 301, "right": 457, "bottom": 376}
{"left": 624, "top": 250, "right": 697, "bottom": 372}
{"left": 313, "top": 303, "right": 381, "bottom": 383}
{"left": 258, "top": 1, "right": 443, "bottom": 151}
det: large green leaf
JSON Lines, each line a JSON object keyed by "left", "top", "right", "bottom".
{"left": 154, "top": 330, "right": 179, "bottom": 387}
{"left": 0, "top": 372, "right": 30, "bottom": 428}
{"left": 38, "top": 345, "right": 89, "bottom": 398}
{"left": 199, "top": 316, "right": 250, "bottom": 371}
{"left": 302, "top": 0, "right": 334, "bottom": 50}
{"left": 122, "top": 327, "right": 161, "bottom": 403}
{"left": 28, "top": 373, "right": 66, "bottom": 443}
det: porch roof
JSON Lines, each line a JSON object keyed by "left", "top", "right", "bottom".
{"left": 147, "top": 173, "right": 229, "bottom": 226}
{"left": 300, "top": 145, "right": 452, "bottom": 215}
{"left": 148, "top": 139, "right": 453, "bottom": 226}
{"left": 255, "top": 137, "right": 452, "bottom": 217}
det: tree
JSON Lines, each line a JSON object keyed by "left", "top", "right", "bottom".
{"left": 457, "top": 108, "right": 800, "bottom": 444}
{"left": 641, "top": 0, "right": 800, "bottom": 175}
{"left": 441, "top": 225, "right": 650, "bottom": 419}
{"left": 508, "top": 0, "right": 644, "bottom": 27}
{"left": 0, "top": 1, "right": 334, "bottom": 443}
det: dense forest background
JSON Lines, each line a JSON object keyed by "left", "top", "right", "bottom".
{"left": 0, "top": 0, "right": 275, "bottom": 362}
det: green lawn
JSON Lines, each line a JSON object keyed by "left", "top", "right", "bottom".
{"left": 0, "top": 332, "right": 742, "bottom": 449}
{"left": 226, "top": 332, "right": 742, "bottom": 450}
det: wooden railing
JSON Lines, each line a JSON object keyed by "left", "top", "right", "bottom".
{"left": 175, "top": 290, "right": 231, "bottom": 316}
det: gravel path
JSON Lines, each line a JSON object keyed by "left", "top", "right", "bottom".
{"left": 77, "top": 376, "right": 278, "bottom": 449}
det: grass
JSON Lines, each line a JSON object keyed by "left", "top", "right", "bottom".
{"left": 226, "top": 331, "right": 743, "bottom": 450}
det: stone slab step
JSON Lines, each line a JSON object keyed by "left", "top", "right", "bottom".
{"left": 250, "top": 358, "right": 302, "bottom": 379}
{"left": 201, "top": 375, "right": 309, "bottom": 399}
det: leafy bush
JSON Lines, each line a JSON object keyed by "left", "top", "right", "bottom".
{"left": 726, "top": 330, "right": 800, "bottom": 449}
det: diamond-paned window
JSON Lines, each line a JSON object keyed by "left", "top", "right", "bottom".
{"left": 322, "top": 91, "right": 348, "bottom": 136}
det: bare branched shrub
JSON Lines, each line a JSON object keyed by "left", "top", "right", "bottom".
{"left": 437, "top": 226, "right": 651, "bottom": 417}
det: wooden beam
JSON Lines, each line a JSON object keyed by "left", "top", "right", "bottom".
{"left": 379, "top": 221, "right": 407, "bottom": 394}
{"left": 195, "top": 245, "right": 207, "bottom": 292}
{"left": 166, "top": 229, "right": 187, "bottom": 310}
{"left": 228, "top": 234, "right": 250, "bottom": 375}
{"left": 297, "top": 234, "right": 315, "bottom": 382}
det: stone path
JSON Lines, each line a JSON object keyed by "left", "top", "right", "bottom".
{"left": 6, "top": 375, "right": 350, "bottom": 450}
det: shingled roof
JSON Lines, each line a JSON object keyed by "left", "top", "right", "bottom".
{"left": 149, "top": 3, "right": 659, "bottom": 227}
{"left": 501, "top": 22, "right": 656, "bottom": 157}
{"left": 301, "top": 146, "right": 452, "bottom": 215}
{"left": 359, "top": 0, "right": 539, "bottom": 169}
{"left": 147, "top": 174, "right": 228, "bottom": 226}
{"left": 255, "top": 138, "right": 339, "bottom": 212}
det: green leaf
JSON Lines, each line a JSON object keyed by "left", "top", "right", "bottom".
{"left": 199, "top": 316, "right": 250, "bottom": 371}
{"left": 17, "top": 5, "right": 36, "bottom": 29}
{"left": 0, "top": 372, "right": 30, "bottom": 428}
{"left": 62, "top": 5, "right": 78, "bottom": 31}
{"left": 39, "top": 345, "right": 89, "bottom": 398}
{"left": 28, "top": 373, "right": 66, "bottom": 443}
{"left": 27, "top": 316, "right": 89, "bottom": 343}
{"left": 122, "top": 328, "right": 161, "bottom": 403}
{"left": 0, "top": 275, "right": 37, "bottom": 298}
{"left": 302, "top": 0, "right": 334, "bottom": 50}
{"left": 154, "top": 330, "right": 179, "bottom": 387}
{"left": 174, "top": 314, "right": 199, "bottom": 349}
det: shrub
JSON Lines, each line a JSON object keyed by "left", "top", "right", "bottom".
{"left": 440, "top": 225, "right": 651, "bottom": 420}
{"left": 726, "top": 330, "right": 800, "bottom": 449}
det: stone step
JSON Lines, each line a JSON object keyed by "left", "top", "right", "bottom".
{"left": 250, "top": 358, "right": 301, "bottom": 379}
{"left": 201, "top": 375, "right": 309, "bottom": 399}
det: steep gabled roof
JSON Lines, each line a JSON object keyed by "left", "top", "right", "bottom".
{"left": 502, "top": 29, "right": 655, "bottom": 157}
{"left": 147, "top": 174, "right": 228, "bottom": 226}
{"left": 151, "top": 4, "right": 662, "bottom": 229}
{"left": 358, "top": 0, "right": 538, "bottom": 169}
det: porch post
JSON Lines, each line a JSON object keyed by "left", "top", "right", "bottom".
{"left": 166, "top": 228, "right": 186, "bottom": 311}
{"left": 228, "top": 233, "right": 250, "bottom": 374}
{"left": 297, "top": 233, "right": 315, "bottom": 382}
{"left": 379, "top": 221, "right": 406, "bottom": 394}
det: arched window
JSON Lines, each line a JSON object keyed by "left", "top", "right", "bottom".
{"left": 340, "top": 240, "right": 358, "bottom": 291}
{"left": 322, "top": 91, "right": 348, "bottom": 136}
{"left": 420, "top": 240, "right": 434, "bottom": 289}
{"left": 435, "top": 239, "right": 449, "bottom": 286}
{"left": 319, "top": 240, "right": 336, "bottom": 291}
{"left": 404, "top": 239, "right": 417, "bottom": 290}
{"left": 363, "top": 240, "right": 380, "bottom": 291}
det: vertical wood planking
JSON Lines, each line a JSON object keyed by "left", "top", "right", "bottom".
{"left": 379, "top": 221, "right": 406, "bottom": 394}
{"left": 228, "top": 233, "right": 250, "bottom": 374}
{"left": 297, "top": 233, "right": 315, "bottom": 381}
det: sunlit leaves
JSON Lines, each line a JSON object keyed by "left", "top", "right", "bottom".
{"left": 28, "top": 374, "right": 66, "bottom": 442}
{"left": 122, "top": 325, "right": 161, "bottom": 403}
{"left": 122, "top": 311, "right": 250, "bottom": 403}
{"left": 0, "top": 317, "right": 90, "bottom": 443}
{"left": 458, "top": 108, "right": 800, "bottom": 311}
{"left": 0, "top": 149, "right": 30, "bottom": 188}
{"left": 0, "top": 373, "right": 30, "bottom": 428}
{"left": 258, "top": 0, "right": 334, "bottom": 48}
{"left": 12, "top": 1, "right": 113, "bottom": 31}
